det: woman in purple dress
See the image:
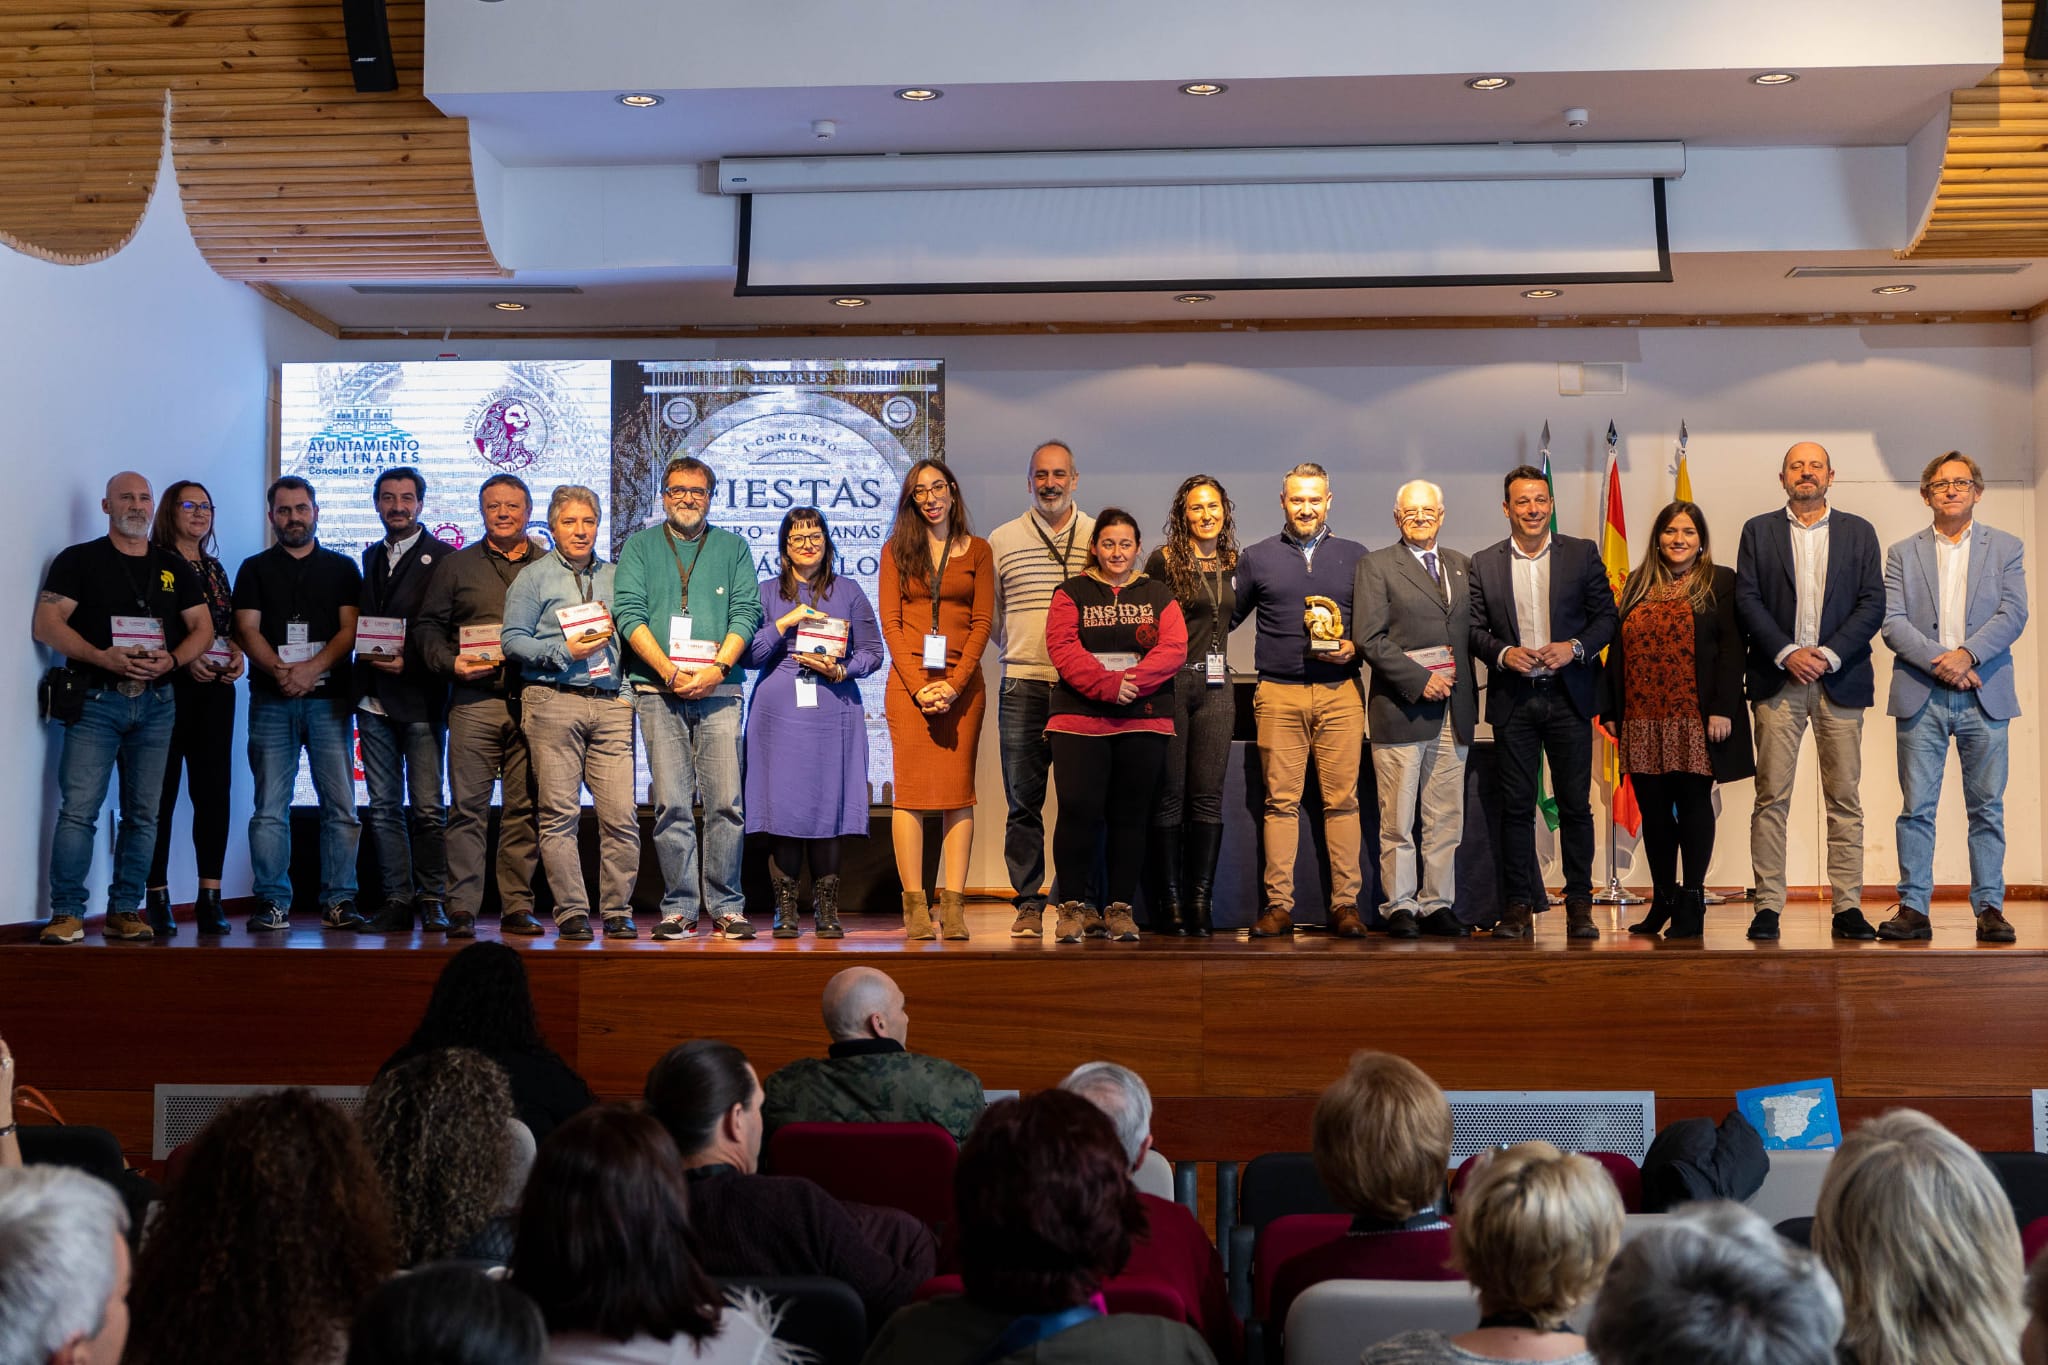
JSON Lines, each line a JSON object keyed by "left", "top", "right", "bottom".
{"left": 744, "top": 507, "right": 884, "bottom": 939}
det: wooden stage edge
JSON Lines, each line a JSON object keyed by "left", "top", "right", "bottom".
{"left": 4, "top": 898, "right": 2046, "bottom": 1166}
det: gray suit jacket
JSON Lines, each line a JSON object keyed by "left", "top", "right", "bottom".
{"left": 1351, "top": 542, "right": 1478, "bottom": 745}
{"left": 1881, "top": 521, "right": 2028, "bottom": 721}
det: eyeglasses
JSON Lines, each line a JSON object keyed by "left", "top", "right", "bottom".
{"left": 787, "top": 532, "right": 825, "bottom": 547}
{"left": 179, "top": 501, "right": 214, "bottom": 513}
{"left": 1926, "top": 478, "right": 1979, "bottom": 494}
{"left": 911, "top": 482, "right": 950, "bottom": 502}
{"left": 664, "top": 485, "right": 711, "bottom": 502}
{"left": 1397, "top": 508, "right": 1443, "bottom": 523}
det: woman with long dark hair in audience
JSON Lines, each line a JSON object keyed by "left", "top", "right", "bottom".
{"left": 1596, "top": 500, "right": 1752, "bottom": 940}
{"left": 347, "top": 1265, "right": 546, "bottom": 1365}
{"left": 1043, "top": 508, "right": 1186, "bottom": 944}
{"left": 361, "top": 1046, "right": 526, "bottom": 1266}
{"left": 143, "top": 478, "right": 242, "bottom": 937}
{"left": 878, "top": 459, "right": 994, "bottom": 941}
{"left": 1144, "top": 475, "right": 1239, "bottom": 935}
{"left": 510, "top": 1105, "right": 801, "bottom": 1365}
{"left": 126, "top": 1089, "right": 397, "bottom": 1365}
{"left": 380, "top": 941, "right": 594, "bottom": 1143}
{"left": 743, "top": 506, "right": 884, "bottom": 938}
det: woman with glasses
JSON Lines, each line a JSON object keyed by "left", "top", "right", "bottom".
{"left": 145, "top": 480, "right": 243, "bottom": 937}
{"left": 742, "top": 507, "right": 884, "bottom": 938}
{"left": 879, "top": 459, "right": 994, "bottom": 941}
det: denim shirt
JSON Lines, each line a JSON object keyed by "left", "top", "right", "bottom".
{"left": 501, "top": 551, "right": 620, "bottom": 689}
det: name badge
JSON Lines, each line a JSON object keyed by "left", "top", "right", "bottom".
{"left": 922, "top": 633, "right": 948, "bottom": 670}
{"left": 286, "top": 621, "right": 309, "bottom": 647}
{"left": 1206, "top": 651, "right": 1227, "bottom": 686}
{"left": 795, "top": 673, "right": 819, "bottom": 709}
{"left": 669, "top": 615, "right": 692, "bottom": 657}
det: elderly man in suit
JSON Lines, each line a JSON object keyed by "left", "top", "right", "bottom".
{"left": 1353, "top": 480, "right": 1478, "bottom": 939}
{"left": 1880, "top": 450, "right": 2029, "bottom": 943}
{"left": 1470, "top": 465, "right": 1618, "bottom": 940}
{"left": 1733, "top": 442, "right": 1885, "bottom": 943}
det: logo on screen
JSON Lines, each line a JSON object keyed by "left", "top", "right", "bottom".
{"left": 470, "top": 394, "right": 552, "bottom": 471}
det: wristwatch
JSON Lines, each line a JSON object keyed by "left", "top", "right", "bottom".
{"left": 714, "top": 660, "right": 732, "bottom": 679}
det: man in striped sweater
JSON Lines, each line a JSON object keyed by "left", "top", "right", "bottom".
{"left": 989, "top": 440, "right": 1097, "bottom": 938}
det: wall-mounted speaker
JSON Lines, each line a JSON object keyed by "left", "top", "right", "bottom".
{"left": 341, "top": 0, "right": 400, "bottom": 93}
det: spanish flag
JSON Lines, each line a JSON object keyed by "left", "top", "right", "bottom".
{"left": 1598, "top": 426, "right": 1641, "bottom": 836}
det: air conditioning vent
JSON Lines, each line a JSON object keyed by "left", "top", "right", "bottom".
{"left": 348, "top": 285, "right": 586, "bottom": 296}
{"left": 1445, "top": 1090, "right": 1657, "bottom": 1163}
{"left": 1786, "top": 264, "right": 2029, "bottom": 279}
{"left": 154, "top": 1084, "right": 368, "bottom": 1159}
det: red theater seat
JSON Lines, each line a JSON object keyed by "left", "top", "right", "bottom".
{"left": 764, "top": 1121, "right": 959, "bottom": 1235}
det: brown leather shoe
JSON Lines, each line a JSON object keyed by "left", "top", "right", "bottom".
{"left": 1329, "top": 904, "right": 1367, "bottom": 938}
{"left": 1493, "top": 902, "right": 1534, "bottom": 940}
{"left": 1251, "top": 906, "right": 1293, "bottom": 937}
{"left": 1876, "top": 906, "right": 1932, "bottom": 941}
{"left": 1976, "top": 907, "right": 2018, "bottom": 943}
{"left": 1565, "top": 898, "right": 1600, "bottom": 940}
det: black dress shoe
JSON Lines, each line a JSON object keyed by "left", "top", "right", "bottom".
{"left": 499, "top": 910, "right": 546, "bottom": 937}
{"left": 1384, "top": 909, "right": 1421, "bottom": 939}
{"left": 1745, "top": 909, "right": 1781, "bottom": 941}
{"left": 557, "top": 914, "right": 594, "bottom": 941}
{"left": 1831, "top": 908, "right": 1878, "bottom": 941}
{"left": 418, "top": 900, "right": 450, "bottom": 932}
{"left": 446, "top": 911, "right": 477, "bottom": 939}
{"left": 1418, "top": 908, "right": 1470, "bottom": 938}
{"left": 194, "top": 888, "right": 229, "bottom": 936}
{"left": 145, "top": 887, "right": 176, "bottom": 938}
{"left": 361, "top": 899, "right": 415, "bottom": 934}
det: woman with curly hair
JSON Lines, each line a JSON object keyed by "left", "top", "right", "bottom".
{"left": 125, "top": 1088, "right": 396, "bottom": 1365}
{"left": 1143, "top": 475, "right": 1239, "bottom": 936}
{"left": 380, "top": 941, "right": 594, "bottom": 1143}
{"left": 361, "top": 1047, "right": 524, "bottom": 1266}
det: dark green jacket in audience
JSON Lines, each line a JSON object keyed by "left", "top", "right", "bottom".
{"left": 761, "top": 1038, "right": 985, "bottom": 1143}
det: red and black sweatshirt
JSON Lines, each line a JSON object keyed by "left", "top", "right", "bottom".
{"left": 1044, "top": 570, "right": 1189, "bottom": 737}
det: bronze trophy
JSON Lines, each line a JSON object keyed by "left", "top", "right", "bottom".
{"left": 1304, "top": 595, "right": 1345, "bottom": 652}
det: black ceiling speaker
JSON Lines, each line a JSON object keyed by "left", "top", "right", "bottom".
{"left": 2028, "top": 0, "right": 2048, "bottom": 62}
{"left": 341, "top": 0, "right": 400, "bottom": 93}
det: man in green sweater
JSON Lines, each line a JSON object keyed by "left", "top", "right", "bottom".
{"left": 613, "top": 455, "right": 764, "bottom": 940}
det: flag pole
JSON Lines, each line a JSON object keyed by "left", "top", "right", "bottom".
{"left": 1593, "top": 418, "right": 1646, "bottom": 907}
{"left": 1538, "top": 420, "right": 1565, "bottom": 906}
{"left": 1593, "top": 795, "right": 1647, "bottom": 905}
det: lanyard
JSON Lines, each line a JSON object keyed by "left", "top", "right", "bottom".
{"left": 927, "top": 537, "right": 953, "bottom": 635}
{"left": 114, "top": 544, "right": 156, "bottom": 616}
{"left": 1031, "top": 515, "right": 1078, "bottom": 571}
{"left": 664, "top": 523, "right": 707, "bottom": 614}
{"left": 557, "top": 551, "right": 597, "bottom": 605}
{"left": 279, "top": 545, "right": 312, "bottom": 624}
{"left": 1194, "top": 556, "right": 1226, "bottom": 656}
{"left": 972, "top": 1304, "right": 1102, "bottom": 1365}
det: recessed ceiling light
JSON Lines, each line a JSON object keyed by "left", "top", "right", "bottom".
{"left": 832, "top": 297, "right": 869, "bottom": 308}
{"left": 1175, "top": 293, "right": 1215, "bottom": 304}
{"left": 615, "top": 93, "right": 663, "bottom": 108}
{"left": 894, "top": 88, "right": 942, "bottom": 101}
{"left": 1465, "top": 76, "right": 1515, "bottom": 91}
{"left": 1872, "top": 284, "right": 1917, "bottom": 295}
{"left": 1179, "top": 82, "right": 1228, "bottom": 97}
{"left": 1521, "top": 288, "right": 1562, "bottom": 299}
{"left": 491, "top": 300, "right": 527, "bottom": 312}
{"left": 1749, "top": 71, "right": 1799, "bottom": 86}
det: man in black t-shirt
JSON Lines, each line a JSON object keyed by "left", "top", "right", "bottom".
{"left": 32, "top": 471, "right": 213, "bottom": 944}
{"left": 231, "top": 475, "right": 364, "bottom": 933}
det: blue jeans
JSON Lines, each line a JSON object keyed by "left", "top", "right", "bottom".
{"left": 634, "top": 690, "right": 744, "bottom": 923}
{"left": 998, "top": 677, "right": 1056, "bottom": 911}
{"left": 247, "top": 693, "right": 360, "bottom": 909}
{"left": 1895, "top": 689, "right": 2008, "bottom": 913}
{"left": 49, "top": 686, "right": 176, "bottom": 916}
{"left": 358, "top": 712, "right": 447, "bottom": 903}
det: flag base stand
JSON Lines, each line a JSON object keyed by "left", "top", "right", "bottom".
{"left": 1545, "top": 892, "right": 1565, "bottom": 906}
{"left": 1592, "top": 875, "right": 1648, "bottom": 906}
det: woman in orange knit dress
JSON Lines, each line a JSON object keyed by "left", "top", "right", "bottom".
{"left": 879, "top": 458, "right": 994, "bottom": 941}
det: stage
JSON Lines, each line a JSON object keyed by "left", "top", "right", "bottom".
{"left": 5, "top": 896, "right": 2046, "bottom": 1183}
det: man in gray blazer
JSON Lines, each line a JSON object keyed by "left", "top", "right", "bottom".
{"left": 1353, "top": 480, "right": 1478, "bottom": 938}
{"left": 1879, "top": 451, "right": 2029, "bottom": 942}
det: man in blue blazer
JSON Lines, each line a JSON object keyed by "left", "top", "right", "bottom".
{"left": 1879, "top": 451, "right": 2029, "bottom": 942}
{"left": 1732, "top": 443, "right": 1885, "bottom": 943}
{"left": 1469, "top": 466, "right": 1617, "bottom": 939}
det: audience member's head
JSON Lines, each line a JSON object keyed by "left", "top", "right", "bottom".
{"left": 362, "top": 1047, "right": 521, "bottom": 1266}
{"left": 0, "top": 1166, "right": 131, "bottom": 1365}
{"left": 821, "top": 966, "right": 908, "bottom": 1045}
{"left": 404, "top": 942, "right": 555, "bottom": 1057}
{"left": 1453, "top": 1142, "right": 1624, "bottom": 1331}
{"left": 1059, "top": 1061, "right": 1155, "bottom": 1174}
{"left": 345, "top": 1265, "right": 545, "bottom": 1365}
{"left": 643, "top": 1040, "right": 763, "bottom": 1173}
{"left": 125, "top": 1089, "right": 396, "bottom": 1365}
{"left": 1313, "top": 1051, "right": 1453, "bottom": 1222}
{"left": 1588, "top": 1200, "right": 1842, "bottom": 1365}
{"left": 510, "top": 1106, "right": 720, "bottom": 1347}
{"left": 1813, "top": 1108, "right": 2024, "bottom": 1365}
{"left": 955, "top": 1089, "right": 1147, "bottom": 1315}
{"left": 2021, "top": 1244, "right": 2048, "bottom": 1365}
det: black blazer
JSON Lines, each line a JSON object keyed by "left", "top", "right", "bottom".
{"left": 1351, "top": 542, "right": 1478, "bottom": 746}
{"left": 357, "top": 532, "right": 456, "bottom": 724}
{"left": 1468, "top": 532, "right": 1618, "bottom": 725}
{"left": 1732, "top": 508, "right": 1884, "bottom": 709}
{"left": 1597, "top": 565, "right": 1756, "bottom": 784}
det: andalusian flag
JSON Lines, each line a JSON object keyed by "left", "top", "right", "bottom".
{"left": 1598, "top": 421, "right": 1642, "bottom": 836}
{"left": 1673, "top": 420, "right": 1692, "bottom": 502}
{"left": 1534, "top": 422, "right": 1560, "bottom": 831}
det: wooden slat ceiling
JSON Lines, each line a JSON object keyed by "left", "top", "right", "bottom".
{"left": 0, "top": 0, "right": 503, "bottom": 279}
{"left": 1904, "top": 0, "right": 2048, "bottom": 258}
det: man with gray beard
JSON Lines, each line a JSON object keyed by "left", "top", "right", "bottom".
{"left": 33, "top": 472, "right": 213, "bottom": 944}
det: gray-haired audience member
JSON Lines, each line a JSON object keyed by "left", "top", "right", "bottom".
{"left": 0, "top": 1166, "right": 132, "bottom": 1365}
{"left": 1587, "top": 1201, "right": 1842, "bottom": 1365}
{"left": 1059, "top": 1060, "right": 1156, "bottom": 1170}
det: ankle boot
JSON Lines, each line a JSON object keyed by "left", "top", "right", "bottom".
{"left": 813, "top": 875, "right": 844, "bottom": 939}
{"left": 145, "top": 887, "right": 176, "bottom": 938}
{"left": 1664, "top": 887, "right": 1707, "bottom": 941}
{"left": 1144, "top": 826, "right": 1189, "bottom": 935}
{"left": 938, "top": 888, "right": 970, "bottom": 941}
{"left": 770, "top": 869, "right": 802, "bottom": 939}
{"left": 194, "top": 888, "right": 229, "bottom": 936}
{"left": 1183, "top": 822, "right": 1223, "bottom": 937}
{"left": 1628, "top": 887, "right": 1673, "bottom": 936}
{"left": 902, "top": 889, "right": 936, "bottom": 940}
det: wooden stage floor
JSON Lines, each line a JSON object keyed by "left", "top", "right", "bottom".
{"left": 4, "top": 898, "right": 2046, "bottom": 1167}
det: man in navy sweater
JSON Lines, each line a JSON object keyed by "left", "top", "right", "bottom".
{"left": 1229, "top": 463, "right": 1371, "bottom": 936}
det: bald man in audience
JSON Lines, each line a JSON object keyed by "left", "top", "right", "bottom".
{"left": 759, "top": 967, "right": 986, "bottom": 1142}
